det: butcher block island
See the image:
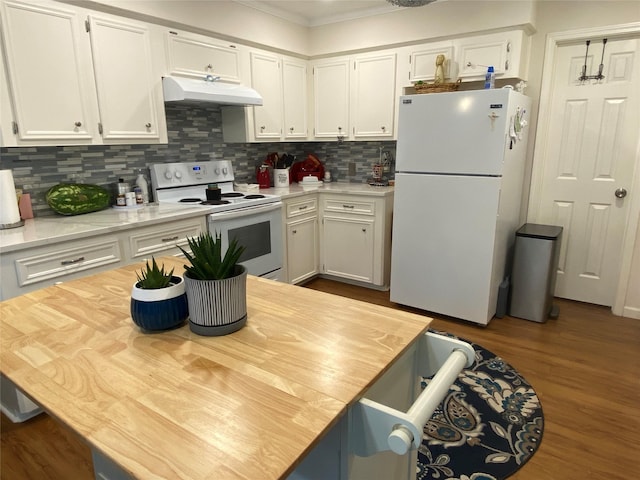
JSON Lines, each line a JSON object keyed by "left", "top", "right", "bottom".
{"left": 0, "top": 256, "right": 473, "bottom": 480}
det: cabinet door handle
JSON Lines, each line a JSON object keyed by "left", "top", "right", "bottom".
{"left": 74, "top": 121, "right": 82, "bottom": 127}
{"left": 145, "top": 123, "right": 152, "bottom": 128}
{"left": 362, "top": 228, "right": 367, "bottom": 233}
{"left": 206, "top": 64, "right": 213, "bottom": 71}
{"left": 298, "top": 205, "right": 308, "bottom": 210}
{"left": 61, "top": 256, "right": 85, "bottom": 265}
{"left": 292, "top": 229, "right": 297, "bottom": 234}
{"left": 343, "top": 204, "right": 354, "bottom": 209}
{"left": 161, "top": 236, "right": 180, "bottom": 242}
{"left": 381, "top": 126, "right": 386, "bottom": 131}
{"left": 289, "top": 127, "right": 294, "bottom": 132}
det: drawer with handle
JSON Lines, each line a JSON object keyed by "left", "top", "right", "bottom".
{"left": 286, "top": 197, "right": 318, "bottom": 218}
{"left": 323, "top": 197, "right": 375, "bottom": 216}
{"left": 14, "top": 237, "right": 122, "bottom": 287}
{"left": 127, "top": 218, "right": 204, "bottom": 259}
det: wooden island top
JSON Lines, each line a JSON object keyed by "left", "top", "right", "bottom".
{"left": 0, "top": 256, "right": 432, "bottom": 479}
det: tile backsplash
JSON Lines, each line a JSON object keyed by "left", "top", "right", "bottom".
{"left": 0, "top": 104, "right": 395, "bottom": 217}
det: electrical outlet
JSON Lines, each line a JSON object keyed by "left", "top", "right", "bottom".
{"left": 348, "top": 162, "right": 356, "bottom": 176}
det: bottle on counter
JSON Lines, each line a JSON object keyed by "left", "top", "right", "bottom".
{"left": 116, "top": 178, "right": 128, "bottom": 206}
{"left": 135, "top": 169, "right": 149, "bottom": 204}
{"left": 484, "top": 66, "right": 495, "bottom": 89}
{"left": 134, "top": 186, "right": 143, "bottom": 205}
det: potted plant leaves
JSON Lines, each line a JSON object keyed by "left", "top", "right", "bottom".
{"left": 130, "top": 257, "right": 189, "bottom": 331}
{"left": 179, "top": 232, "right": 247, "bottom": 336}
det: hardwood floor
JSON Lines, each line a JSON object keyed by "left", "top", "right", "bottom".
{"left": 2, "top": 278, "right": 639, "bottom": 480}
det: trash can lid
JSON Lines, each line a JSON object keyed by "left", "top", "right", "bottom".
{"left": 516, "top": 223, "right": 563, "bottom": 239}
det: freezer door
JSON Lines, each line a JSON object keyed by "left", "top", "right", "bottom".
{"left": 396, "top": 90, "right": 511, "bottom": 175}
{"left": 390, "top": 173, "right": 503, "bottom": 325}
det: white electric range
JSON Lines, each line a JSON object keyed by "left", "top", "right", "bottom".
{"left": 150, "top": 161, "right": 283, "bottom": 280}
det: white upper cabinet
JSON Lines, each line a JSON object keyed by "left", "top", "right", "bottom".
{"left": 165, "top": 30, "right": 241, "bottom": 83}
{"left": 311, "top": 57, "right": 350, "bottom": 139}
{"left": 312, "top": 52, "right": 398, "bottom": 141}
{"left": 406, "top": 42, "right": 455, "bottom": 83}
{"left": 251, "top": 51, "right": 283, "bottom": 139}
{"left": 282, "top": 57, "right": 308, "bottom": 139}
{"left": 222, "top": 50, "right": 307, "bottom": 142}
{"left": 0, "top": 0, "right": 98, "bottom": 143}
{"left": 0, "top": 0, "right": 167, "bottom": 146}
{"left": 352, "top": 52, "right": 396, "bottom": 139}
{"left": 88, "top": 15, "right": 160, "bottom": 142}
{"left": 455, "top": 30, "right": 529, "bottom": 80}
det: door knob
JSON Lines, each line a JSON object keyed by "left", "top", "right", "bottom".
{"left": 615, "top": 188, "right": 627, "bottom": 198}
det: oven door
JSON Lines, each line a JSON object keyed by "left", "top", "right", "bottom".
{"left": 208, "top": 202, "right": 283, "bottom": 280}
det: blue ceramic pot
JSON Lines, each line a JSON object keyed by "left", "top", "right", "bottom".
{"left": 130, "top": 276, "right": 188, "bottom": 331}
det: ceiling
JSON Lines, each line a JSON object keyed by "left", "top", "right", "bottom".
{"left": 233, "top": 1, "right": 403, "bottom": 27}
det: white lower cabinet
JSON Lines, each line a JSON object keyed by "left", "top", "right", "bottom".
{"left": 322, "top": 215, "right": 374, "bottom": 283}
{"left": 319, "top": 193, "right": 393, "bottom": 289}
{"left": 283, "top": 195, "right": 319, "bottom": 284}
{"left": 0, "top": 234, "right": 124, "bottom": 300}
{"left": 282, "top": 191, "right": 393, "bottom": 289}
{"left": 0, "top": 217, "right": 205, "bottom": 301}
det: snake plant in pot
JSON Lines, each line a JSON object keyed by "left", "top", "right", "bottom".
{"left": 179, "top": 232, "right": 247, "bottom": 336}
{"left": 130, "top": 257, "right": 188, "bottom": 331}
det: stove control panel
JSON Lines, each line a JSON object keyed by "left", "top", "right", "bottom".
{"left": 150, "top": 160, "right": 234, "bottom": 191}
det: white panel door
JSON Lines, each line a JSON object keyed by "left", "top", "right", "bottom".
{"left": 396, "top": 89, "right": 514, "bottom": 175}
{"left": 352, "top": 53, "right": 396, "bottom": 138}
{"left": 165, "top": 32, "right": 241, "bottom": 83}
{"left": 88, "top": 14, "right": 159, "bottom": 141}
{"left": 390, "top": 173, "right": 501, "bottom": 325}
{"left": 282, "top": 57, "right": 308, "bottom": 139}
{"left": 312, "top": 58, "right": 349, "bottom": 138}
{"left": 250, "top": 51, "right": 282, "bottom": 139}
{"left": 532, "top": 37, "right": 639, "bottom": 306}
{"left": 322, "top": 216, "right": 374, "bottom": 284}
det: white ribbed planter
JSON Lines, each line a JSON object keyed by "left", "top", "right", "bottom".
{"left": 183, "top": 265, "right": 247, "bottom": 336}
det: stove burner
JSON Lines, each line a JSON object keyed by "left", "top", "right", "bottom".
{"left": 244, "top": 194, "right": 265, "bottom": 199}
{"left": 179, "top": 198, "right": 203, "bottom": 203}
{"left": 201, "top": 200, "right": 231, "bottom": 205}
{"left": 221, "top": 192, "right": 244, "bottom": 198}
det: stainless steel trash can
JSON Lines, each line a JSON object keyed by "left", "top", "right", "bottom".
{"left": 509, "top": 224, "right": 563, "bottom": 323}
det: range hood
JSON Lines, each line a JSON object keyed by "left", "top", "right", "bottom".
{"left": 162, "top": 76, "right": 263, "bottom": 106}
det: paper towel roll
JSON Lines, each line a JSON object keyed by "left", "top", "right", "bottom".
{"left": 0, "top": 169, "right": 22, "bottom": 227}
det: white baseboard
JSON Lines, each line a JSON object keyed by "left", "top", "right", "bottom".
{"left": 622, "top": 306, "right": 640, "bottom": 320}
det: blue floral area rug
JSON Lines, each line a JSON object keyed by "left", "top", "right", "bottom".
{"left": 417, "top": 331, "right": 544, "bottom": 480}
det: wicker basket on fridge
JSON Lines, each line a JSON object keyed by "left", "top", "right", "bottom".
{"left": 413, "top": 78, "right": 462, "bottom": 94}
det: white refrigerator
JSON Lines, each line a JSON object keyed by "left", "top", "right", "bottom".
{"left": 390, "top": 89, "right": 531, "bottom": 325}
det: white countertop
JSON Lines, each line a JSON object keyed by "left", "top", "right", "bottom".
{"left": 261, "top": 181, "right": 394, "bottom": 199}
{"left": 0, "top": 184, "right": 393, "bottom": 254}
{"left": 0, "top": 203, "right": 212, "bottom": 253}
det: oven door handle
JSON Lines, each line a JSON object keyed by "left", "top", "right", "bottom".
{"left": 209, "top": 201, "right": 283, "bottom": 220}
